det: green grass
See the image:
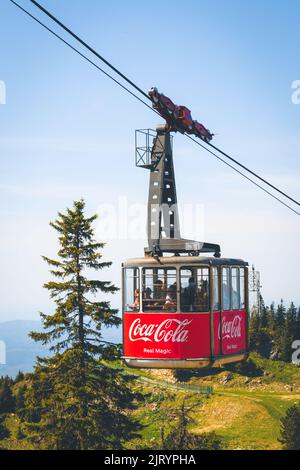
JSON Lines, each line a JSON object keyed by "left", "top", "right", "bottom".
{"left": 123, "top": 353, "right": 300, "bottom": 450}
{"left": 126, "top": 384, "right": 206, "bottom": 450}
{"left": 248, "top": 353, "right": 300, "bottom": 386}
{"left": 126, "top": 383, "right": 300, "bottom": 450}
{"left": 208, "top": 389, "right": 300, "bottom": 449}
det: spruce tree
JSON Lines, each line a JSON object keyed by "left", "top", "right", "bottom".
{"left": 14, "top": 371, "right": 25, "bottom": 383}
{"left": 249, "top": 311, "right": 260, "bottom": 351}
{"left": 249, "top": 307, "right": 271, "bottom": 358}
{"left": 161, "top": 400, "right": 221, "bottom": 450}
{"left": 272, "top": 300, "right": 286, "bottom": 359}
{"left": 15, "top": 385, "right": 26, "bottom": 420}
{"left": 0, "top": 415, "right": 10, "bottom": 440}
{"left": 279, "top": 405, "right": 300, "bottom": 449}
{"left": 267, "top": 302, "right": 276, "bottom": 335}
{"left": 281, "top": 302, "right": 298, "bottom": 362}
{"left": 249, "top": 298, "right": 300, "bottom": 363}
{"left": 275, "top": 300, "right": 286, "bottom": 330}
{"left": 297, "top": 308, "right": 300, "bottom": 338}
{"left": 31, "top": 199, "right": 121, "bottom": 362}
{"left": 0, "top": 380, "right": 15, "bottom": 414}
{"left": 22, "top": 199, "right": 139, "bottom": 449}
{"left": 259, "top": 297, "right": 268, "bottom": 329}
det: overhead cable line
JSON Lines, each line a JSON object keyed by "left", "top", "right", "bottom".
{"left": 9, "top": 0, "right": 155, "bottom": 114}
{"left": 30, "top": 0, "right": 151, "bottom": 102}
{"left": 28, "top": 0, "right": 300, "bottom": 210}
{"left": 10, "top": 0, "right": 300, "bottom": 215}
{"left": 207, "top": 141, "right": 300, "bottom": 207}
{"left": 185, "top": 134, "right": 300, "bottom": 216}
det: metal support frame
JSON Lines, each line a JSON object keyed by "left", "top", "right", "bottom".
{"left": 135, "top": 126, "right": 221, "bottom": 257}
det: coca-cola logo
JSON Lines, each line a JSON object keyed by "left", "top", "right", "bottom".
{"left": 218, "top": 315, "right": 242, "bottom": 340}
{"left": 129, "top": 318, "right": 192, "bottom": 343}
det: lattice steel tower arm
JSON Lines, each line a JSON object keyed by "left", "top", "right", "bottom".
{"left": 135, "top": 125, "right": 221, "bottom": 257}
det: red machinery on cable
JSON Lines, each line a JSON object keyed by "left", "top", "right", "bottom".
{"left": 148, "top": 87, "right": 214, "bottom": 142}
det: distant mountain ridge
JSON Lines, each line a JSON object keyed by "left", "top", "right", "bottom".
{"left": 0, "top": 320, "right": 121, "bottom": 377}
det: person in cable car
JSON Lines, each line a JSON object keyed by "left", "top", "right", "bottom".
{"left": 143, "top": 287, "right": 153, "bottom": 311}
{"left": 127, "top": 288, "right": 140, "bottom": 311}
{"left": 181, "top": 277, "right": 196, "bottom": 312}
{"left": 197, "top": 280, "right": 209, "bottom": 311}
{"left": 153, "top": 279, "right": 164, "bottom": 308}
{"left": 185, "top": 277, "right": 197, "bottom": 312}
{"left": 163, "top": 285, "right": 177, "bottom": 311}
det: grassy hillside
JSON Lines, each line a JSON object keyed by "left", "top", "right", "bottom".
{"left": 1, "top": 353, "right": 300, "bottom": 450}
{"left": 121, "top": 353, "right": 300, "bottom": 450}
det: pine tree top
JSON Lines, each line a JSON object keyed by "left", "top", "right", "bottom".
{"left": 31, "top": 199, "right": 121, "bottom": 362}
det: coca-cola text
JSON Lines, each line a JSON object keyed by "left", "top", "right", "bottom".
{"left": 129, "top": 318, "right": 192, "bottom": 343}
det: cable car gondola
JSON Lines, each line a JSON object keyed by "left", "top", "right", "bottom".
{"left": 122, "top": 126, "right": 249, "bottom": 368}
{"left": 14, "top": 0, "right": 299, "bottom": 370}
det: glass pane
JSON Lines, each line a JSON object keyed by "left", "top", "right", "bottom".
{"left": 240, "top": 268, "right": 245, "bottom": 309}
{"left": 196, "top": 268, "right": 210, "bottom": 311}
{"left": 124, "top": 268, "right": 140, "bottom": 311}
{"left": 180, "top": 267, "right": 210, "bottom": 312}
{"left": 180, "top": 268, "right": 194, "bottom": 312}
{"left": 231, "top": 267, "right": 240, "bottom": 310}
{"left": 222, "top": 267, "right": 230, "bottom": 311}
{"left": 213, "top": 267, "right": 220, "bottom": 311}
{"left": 142, "top": 268, "right": 177, "bottom": 312}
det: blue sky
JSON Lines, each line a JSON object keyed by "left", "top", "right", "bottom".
{"left": 0, "top": 0, "right": 300, "bottom": 321}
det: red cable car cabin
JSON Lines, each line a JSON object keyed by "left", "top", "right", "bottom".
{"left": 122, "top": 257, "right": 248, "bottom": 368}
{"left": 125, "top": 127, "right": 249, "bottom": 368}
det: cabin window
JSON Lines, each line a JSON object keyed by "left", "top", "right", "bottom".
{"left": 240, "top": 268, "right": 245, "bottom": 309}
{"left": 124, "top": 268, "right": 140, "bottom": 312}
{"left": 142, "top": 268, "right": 177, "bottom": 312}
{"left": 213, "top": 267, "right": 220, "bottom": 311}
{"left": 222, "top": 267, "right": 231, "bottom": 311}
{"left": 231, "top": 267, "right": 240, "bottom": 310}
{"left": 180, "top": 267, "right": 209, "bottom": 312}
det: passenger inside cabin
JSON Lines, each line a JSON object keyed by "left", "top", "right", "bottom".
{"left": 163, "top": 285, "right": 177, "bottom": 311}
{"left": 197, "top": 279, "right": 209, "bottom": 311}
{"left": 153, "top": 279, "right": 165, "bottom": 308}
{"left": 126, "top": 288, "right": 140, "bottom": 311}
{"left": 181, "top": 276, "right": 196, "bottom": 311}
{"left": 143, "top": 287, "right": 153, "bottom": 311}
